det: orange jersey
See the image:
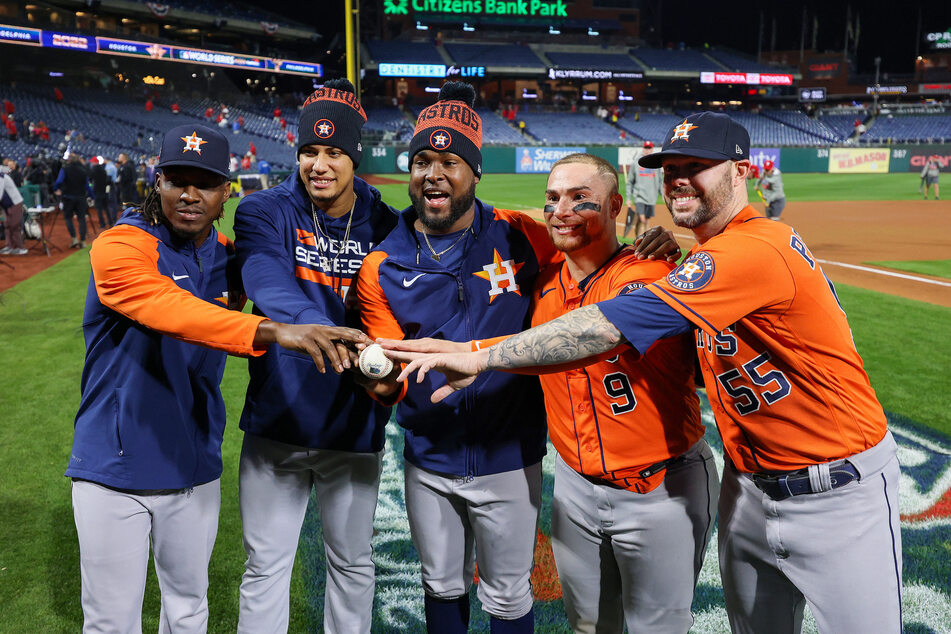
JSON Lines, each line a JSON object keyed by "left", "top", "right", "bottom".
{"left": 646, "top": 206, "right": 886, "bottom": 472}
{"left": 534, "top": 249, "right": 704, "bottom": 493}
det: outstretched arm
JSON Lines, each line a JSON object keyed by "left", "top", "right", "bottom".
{"left": 391, "top": 305, "right": 624, "bottom": 402}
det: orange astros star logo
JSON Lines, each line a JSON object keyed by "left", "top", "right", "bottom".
{"left": 671, "top": 119, "right": 698, "bottom": 142}
{"left": 473, "top": 249, "right": 524, "bottom": 303}
{"left": 180, "top": 131, "right": 207, "bottom": 154}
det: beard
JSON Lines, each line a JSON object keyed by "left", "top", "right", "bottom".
{"left": 666, "top": 166, "right": 735, "bottom": 229}
{"left": 410, "top": 180, "right": 477, "bottom": 233}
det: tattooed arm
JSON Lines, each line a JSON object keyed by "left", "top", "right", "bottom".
{"left": 485, "top": 305, "right": 623, "bottom": 369}
{"left": 390, "top": 305, "right": 624, "bottom": 403}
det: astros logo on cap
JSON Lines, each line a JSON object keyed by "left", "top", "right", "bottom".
{"left": 314, "top": 119, "right": 335, "bottom": 139}
{"left": 667, "top": 252, "right": 715, "bottom": 291}
{"left": 430, "top": 129, "right": 452, "bottom": 150}
{"left": 180, "top": 131, "right": 207, "bottom": 154}
{"left": 670, "top": 119, "right": 699, "bottom": 143}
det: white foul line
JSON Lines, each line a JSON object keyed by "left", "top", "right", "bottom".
{"left": 815, "top": 260, "right": 951, "bottom": 288}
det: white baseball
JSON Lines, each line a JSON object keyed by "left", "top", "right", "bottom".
{"left": 359, "top": 343, "right": 394, "bottom": 379}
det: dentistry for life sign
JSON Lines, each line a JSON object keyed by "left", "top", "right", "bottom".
{"left": 516, "top": 147, "right": 585, "bottom": 173}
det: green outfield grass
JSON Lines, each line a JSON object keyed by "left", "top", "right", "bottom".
{"left": 866, "top": 259, "right": 951, "bottom": 280}
{"left": 2, "top": 179, "right": 949, "bottom": 631}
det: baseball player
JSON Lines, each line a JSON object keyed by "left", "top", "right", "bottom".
{"left": 756, "top": 159, "right": 785, "bottom": 220}
{"left": 354, "top": 81, "right": 553, "bottom": 633}
{"left": 232, "top": 79, "right": 400, "bottom": 634}
{"left": 623, "top": 140, "right": 663, "bottom": 239}
{"left": 921, "top": 154, "right": 940, "bottom": 199}
{"left": 384, "top": 152, "right": 719, "bottom": 632}
{"left": 390, "top": 112, "right": 902, "bottom": 634}
{"left": 66, "top": 123, "right": 370, "bottom": 633}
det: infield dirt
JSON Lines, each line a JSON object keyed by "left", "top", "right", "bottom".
{"left": 3, "top": 199, "right": 949, "bottom": 308}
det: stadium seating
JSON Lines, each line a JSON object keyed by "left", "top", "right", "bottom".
{"left": 366, "top": 40, "right": 444, "bottom": 65}
{"left": 443, "top": 43, "right": 544, "bottom": 68}
{"left": 477, "top": 109, "right": 527, "bottom": 145}
{"left": 720, "top": 111, "right": 829, "bottom": 146}
{"left": 761, "top": 110, "right": 839, "bottom": 143}
{"left": 364, "top": 107, "right": 414, "bottom": 143}
{"left": 516, "top": 112, "right": 623, "bottom": 145}
{"left": 705, "top": 49, "right": 794, "bottom": 73}
{"left": 816, "top": 112, "right": 867, "bottom": 142}
{"left": 616, "top": 113, "right": 685, "bottom": 145}
{"left": 862, "top": 114, "right": 951, "bottom": 144}
{"left": 546, "top": 52, "right": 642, "bottom": 71}
{"left": 630, "top": 48, "right": 721, "bottom": 71}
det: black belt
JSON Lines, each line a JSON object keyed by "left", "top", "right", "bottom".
{"left": 751, "top": 461, "right": 859, "bottom": 501}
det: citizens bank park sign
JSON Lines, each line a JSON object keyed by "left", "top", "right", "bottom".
{"left": 384, "top": 0, "right": 568, "bottom": 17}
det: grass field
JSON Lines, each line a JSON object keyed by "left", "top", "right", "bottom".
{"left": 1, "top": 172, "right": 949, "bottom": 632}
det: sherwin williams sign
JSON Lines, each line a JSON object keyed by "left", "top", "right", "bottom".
{"left": 516, "top": 147, "right": 585, "bottom": 173}
{"left": 828, "top": 148, "right": 890, "bottom": 174}
{"left": 384, "top": 0, "right": 568, "bottom": 17}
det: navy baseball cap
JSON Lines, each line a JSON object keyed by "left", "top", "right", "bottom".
{"left": 157, "top": 124, "right": 230, "bottom": 178}
{"left": 639, "top": 112, "right": 749, "bottom": 169}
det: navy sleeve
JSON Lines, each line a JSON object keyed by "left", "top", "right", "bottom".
{"left": 54, "top": 168, "right": 65, "bottom": 190}
{"left": 233, "top": 195, "right": 335, "bottom": 326}
{"left": 596, "top": 288, "right": 693, "bottom": 356}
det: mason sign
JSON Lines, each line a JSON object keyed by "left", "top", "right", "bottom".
{"left": 384, "top": 0, "right": 568, "bottom": 17}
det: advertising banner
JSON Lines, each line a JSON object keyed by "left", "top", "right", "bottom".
{"left": 828, "top": 148, "right": 890, "bottom": 173}
{"left": 516, "top": 147, "right": 585, "bottom": 173}
{"left": 749, "top": 148, "right": 781, "bottom": 171}
{"left": 906, "top": 147, "right": 951, "bottom": 173}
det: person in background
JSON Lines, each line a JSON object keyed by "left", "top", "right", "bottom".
{"left": 0, "top": 159, "right": 27, "bottom": 255}
{"left": 54, "top": 152, "right": 93, "bottom": 248}
{"left": 756, "top": 159, "right": 786, "bottom": 220}
{"left": 921, "top": 155, "right": 941, "bottom": 200}
{"left": 623, "top": 141, "right": 663, "bottom": 239}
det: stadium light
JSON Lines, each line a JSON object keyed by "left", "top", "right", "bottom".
{"left": 416, "top": 21, "right": 429, "bottom": 30}
{"left": 549, "top": 26, "right": 560, "bottom": 35}
{"left": 463, "top": 22, "right": 475, "bottom": 32}
{"left": 587, "top": 27, "right": 599, "bottom": 36}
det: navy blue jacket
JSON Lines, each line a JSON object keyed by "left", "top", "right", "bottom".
{"left": 67, "top": 211, "right": 264, "bottom": 490}
{"left": 234, "top": 173, "right": 399, "bottom": 450}
{"left": 357, "top": 200, "right": 555, "bottom": 477}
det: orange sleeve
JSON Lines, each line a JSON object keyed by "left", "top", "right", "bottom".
{"left": 647, "top": 235, "right": 794, "bottom": 337}
{"left": 494, "top": 208, "right": 563, "bottom": 269}
{"left": 354, "top": 249, "right": 408, "bottom": 403}
{"left": 91, "top": 226, "right": 266, "bottom": 356}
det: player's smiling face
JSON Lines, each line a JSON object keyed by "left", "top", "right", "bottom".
{"left": 156, "top": 166, "right": 229, "bottom": 246}
{"left": 662, "top": 156, "right": 736, "bottom": 229}
{"left": 409, "top": 149, "right": 479, "bottom": 233}
{"left": 544, "top": 162, "right": 620, "bottom": 254}
{"left": 299, "top": 144, "right": 354, "bottom": 213}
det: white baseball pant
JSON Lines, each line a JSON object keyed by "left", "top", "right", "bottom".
{"left": 403, "top": 461, "right": 542, "bottom": 620}
{"left": 237, "top": 433, "right": 383, "bottom": 634}
{"left": 720, "top": 431, "right": 902, "bottom": 633}
{"left": 71, "top": 478, "right": 220, "bottom": 634}
{"left": 550, "top": 439, "right": 719, "bottom": 633}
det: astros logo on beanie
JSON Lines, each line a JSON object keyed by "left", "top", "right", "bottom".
{"left": 410, "top": 82, "right": 483, "bottom": 177}
{"left": 297, "top": 78, "right": 367, "bottom": 167}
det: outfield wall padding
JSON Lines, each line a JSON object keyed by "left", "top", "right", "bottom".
{"left": 354, "top": 144, "right": 951, "bottom": 175}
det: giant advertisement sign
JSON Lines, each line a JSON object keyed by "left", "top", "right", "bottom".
{"left": 0, "top": 23, "right": 322, "bottom": 77}
{"left": 516, "top": 146, "right": 585, "bottom": 173}
{"left": 828, "top": 148, "right": 890, "bottom": 174}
